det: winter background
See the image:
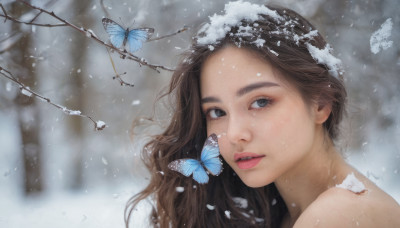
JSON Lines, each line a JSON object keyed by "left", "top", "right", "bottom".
{"left": 0, "top": 0, "right": 399, "bottom": 227}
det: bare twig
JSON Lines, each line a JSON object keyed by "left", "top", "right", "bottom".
{"left": 105, "top": 48, "right": 135, "bottom": 87}
{"left": 29, "top": 11, "right": 43, "bottom": 23}
{"left": 148, "top": 26, "right": 189, "bottom": 42}
{"left": 0, "top": 31, "right": 23, "bottom": 53}
{"left": 112, "top": 72, "right": 135, "bottom": 87}
{"left": 0, "top": 3, "right": 67, "bottom": 27}
{"left": 0, "top": 3, "right": 8, "bottom": 23}
{"left": 0, "top": 66, "right": 106, "bottom": 131}
{"left": 100, "top": 0, "right": 110, "bottom": 19}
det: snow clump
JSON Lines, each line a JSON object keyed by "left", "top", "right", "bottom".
{"left": 370, "top": 18, "right": 393, "bottom": 54}
{"left": 206, "top": 204, "right": 215, "bottom": 210}
{"left": 196, "top": 0, "right": 344, "bottom": 79}
{"left": 224, "top": 210, "right": 231, "bottom": 219}
{"left": 196, "top": 0, "right": 283, "bottom": 45}
{"left": 336, "top": 172, "right": 366, "bottom": 193}
{"left": 306, "top": 43, "right": 343, "bottom": 78}
{"left": 232, "top": 197, "right": 248, "bottom": 208}
{"left": 96, "top": 120, "right": 106, "bottom": 130}
{"left": 20, "top": 87, "right": 33, "bottom": 97}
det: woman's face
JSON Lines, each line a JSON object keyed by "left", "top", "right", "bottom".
{"left": 200, "top": 46, "right": 324, "bottom": 187}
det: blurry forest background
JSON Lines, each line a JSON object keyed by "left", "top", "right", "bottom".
{"left": 0, "top": 0, "right": 399, "bottom": 227}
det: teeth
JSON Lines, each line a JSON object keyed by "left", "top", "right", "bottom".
{"left": 239, "top": 157, "right": 253, "bottom": 161}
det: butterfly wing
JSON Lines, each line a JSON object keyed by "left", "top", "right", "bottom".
{"left": 102, "top": 18, "right": 126, "bottom": 49}
{"left": 201, "top": 134, "right": 223, "bottom": 176}
{"left": 192, "top": 164, "right": 209, "bottom": 184}
{"left": 127, "top": 28, "right": 154, "bottom": 53}
{"left": 168, "top": 158, "right": 200, "bottom": 177}
{"left": 168, "top": 158, "right": 209, "bottom": 184}
{"left": 167, "top": 134, "right": 221, "bottom": 184}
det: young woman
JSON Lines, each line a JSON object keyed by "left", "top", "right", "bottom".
{"left": 125, "top": 2, "right": 400, "bottom": 227}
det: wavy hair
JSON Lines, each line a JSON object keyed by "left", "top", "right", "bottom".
{"left": 125, "top": 4, "right": 346, "bottom": 228}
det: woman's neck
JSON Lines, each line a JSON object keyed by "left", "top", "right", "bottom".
{"left": 274, "top": 133, "right": 350, "bottom": 225}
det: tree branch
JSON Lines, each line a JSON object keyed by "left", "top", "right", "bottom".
{"left": 112, "top": 72, "right": 135, "bottom": 87}
{"left": 0, "top": 66, "right": 106, "bottom": 131}
{"left": 0, "top": 1, "right": 185, "bottom": 72}
{"left": 0, "top": 3, "right": 67, "bottom": 27}
{"left": 99, "top": 0, "right": 111, "bottom": 19}
{"left": 0, "top": 3, "right": 8, "bottom": 23}
{"left": 148, "top": 26, "right": 189, "bottom": 42}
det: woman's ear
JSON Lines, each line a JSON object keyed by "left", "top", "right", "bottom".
{"left": 314, "top": 102, "right": 332, "bottom": 124}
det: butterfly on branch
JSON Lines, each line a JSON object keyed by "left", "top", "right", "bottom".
{"left": 102, "top": 18, "right": 154, "bottom": 53}
{"left": 168, "top": 134, "right": 223, "bottom": 184}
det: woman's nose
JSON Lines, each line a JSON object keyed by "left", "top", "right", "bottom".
{"left": 226, "top": 115, "right": 252, "bottom": 144}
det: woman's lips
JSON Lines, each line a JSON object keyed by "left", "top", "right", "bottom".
{"left": 234, "top": 152, "right": 265, "bottom": 170}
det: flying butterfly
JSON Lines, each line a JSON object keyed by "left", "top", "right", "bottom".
{"left": 102, "top": 18, "right": 154, "bottom": 53}
{"left": 168, "top": 134, "right": 223, "bottom": 184}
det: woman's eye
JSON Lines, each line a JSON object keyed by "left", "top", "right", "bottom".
{"left": 250, "top": 98, "right": 270, "bottom": 109}
{"left": 208, "top": 109, "right": 226, "bottom": 119}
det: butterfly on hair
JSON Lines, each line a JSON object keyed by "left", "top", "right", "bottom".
{"left": 168, "top": 133, "right": 223, "bottom": 184}
{"left": 102, "top": 18, "right": 154, "bottom": 53}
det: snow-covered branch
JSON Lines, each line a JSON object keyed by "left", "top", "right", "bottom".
{"left": 0, "top": 66, "right": 106, "bottom": 131}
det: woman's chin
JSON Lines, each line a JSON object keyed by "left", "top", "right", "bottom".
{"left": 239, "top": 176, "right": 272, "bottom": 188}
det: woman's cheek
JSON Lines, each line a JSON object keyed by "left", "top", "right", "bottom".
{"left": 208, "top": 123, "right": 229, "bottom": 160}
{"left": 216, "top": 133, "right": 230, "bottom": 161}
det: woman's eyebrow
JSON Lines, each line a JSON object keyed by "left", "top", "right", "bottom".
{"left": 201, "top": 81, "right": 279, "bottom": 104}
{"left": 236, "top": 81, "right": 279, "bottom": 97}
{"left": 201, "top": 96, "right": 220, "bottom": 104}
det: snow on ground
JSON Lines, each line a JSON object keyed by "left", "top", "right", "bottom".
{"left": 0, "top": 184, "right": 151, "bottom": 228}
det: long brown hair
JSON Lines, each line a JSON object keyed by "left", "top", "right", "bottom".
{"left": 125, "top": 4, "right": 346, "bottom": 228}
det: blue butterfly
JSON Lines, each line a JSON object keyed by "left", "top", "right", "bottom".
{"left": 102, "top": 18, "right": 154, "bottom": 53}
{"left": 168, "top": 134, "right": 223, "bottom": 184}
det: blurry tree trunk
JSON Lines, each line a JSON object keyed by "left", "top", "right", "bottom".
{"left": 66, "top": 0, "right": 93, "bottom": 189}
{"left": 10, "top": 1, "right": 43, "bottom": 195}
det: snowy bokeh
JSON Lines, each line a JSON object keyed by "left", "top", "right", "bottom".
{"left": 0, "top": 0, "right": 398, "bottom": 227}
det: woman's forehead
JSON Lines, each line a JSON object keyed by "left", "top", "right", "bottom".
{"left": 201, "top": 47, "right": 267, "bottom": 74}
{"left": 201, "top": 47, "right": 287, "bottom": 86}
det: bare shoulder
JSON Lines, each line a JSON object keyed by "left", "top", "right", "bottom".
{"left": 294, "top": 185, "right": 400, "bottom": 227}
